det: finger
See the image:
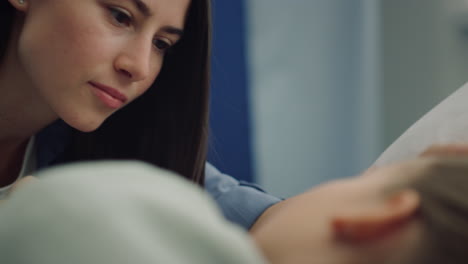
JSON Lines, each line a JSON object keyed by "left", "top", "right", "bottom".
{"left": 360, "top": 166, "right": 379, "bottom": 177}
{"left": 420, "top": 144, "right": 468, "bottom": 157}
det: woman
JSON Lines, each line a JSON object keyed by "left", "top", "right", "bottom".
{"left": 0, "top": 0, "right": 208, "bottom": 182}
{"left": 4, "top": 1, "right": 467, "bottom": 263}
{"left": 0, "top": 0, "right": 279, "bottom": 229}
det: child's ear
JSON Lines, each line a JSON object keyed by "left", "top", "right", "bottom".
{"left": 331, "top": 189, "right": 420, "bottom": 242}
{"left": 8, "top": 0, "right": 29, "bottom": 12}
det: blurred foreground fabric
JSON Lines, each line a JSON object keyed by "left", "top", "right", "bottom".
{"left": 0, "top": 161, "right": 266, "bottom": 264}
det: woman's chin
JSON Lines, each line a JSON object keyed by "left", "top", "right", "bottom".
{"left": 63, "top": 116, "right": 106, "bottom": 133}
{"left": 76, "top": 125, "right": 101, "bottom": 133}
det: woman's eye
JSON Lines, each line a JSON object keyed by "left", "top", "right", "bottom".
{"left": 153, "top": 39, "right": 171, "bottom": 53}
{"left": 108, "top": 7, "right": 132, "bottom": 27}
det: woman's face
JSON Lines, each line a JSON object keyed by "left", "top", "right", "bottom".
{"left": 12, "top": 0, "right": 190, "bottom": 131}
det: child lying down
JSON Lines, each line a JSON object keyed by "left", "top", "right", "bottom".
{"left": 4, "top": 81, "right": 468, "bottom": 263}
{"left": 0, "top": 155, "right": 466, "bottom": 264}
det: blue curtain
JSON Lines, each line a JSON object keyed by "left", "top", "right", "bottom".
{"left": 208, "top": 0, "right": 253, "bottom": 182}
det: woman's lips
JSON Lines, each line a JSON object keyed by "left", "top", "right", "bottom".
{"left": 89, "top": 82, "right": 127, "bottom": 109}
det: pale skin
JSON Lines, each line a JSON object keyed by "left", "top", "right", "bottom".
{"left": 250, "top": 159, "right": 424, "bottom": 264}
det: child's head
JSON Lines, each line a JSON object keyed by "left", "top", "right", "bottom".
{"left": 397, "top": 157, "right": 468, "bottom": 263}
{"left": 252, "top": 157, "right": 468, "bottom": 264}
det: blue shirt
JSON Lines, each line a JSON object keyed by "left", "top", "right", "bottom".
{"left": 35, "top": 121, "right": 281, "bottom": 229}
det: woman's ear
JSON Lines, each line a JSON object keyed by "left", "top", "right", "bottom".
{"left": 8, "top": 0, "right": 29, "bottom": 12}
{"left": 331, "top": 189, "right": 420, "bottom": 243}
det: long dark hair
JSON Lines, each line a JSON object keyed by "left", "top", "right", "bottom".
{"left": 1, "top": 0, "right": 211, "bottom": 186}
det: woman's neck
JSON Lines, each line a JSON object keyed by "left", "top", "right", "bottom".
{"left": 0, "top": 17, "right": 56, "bottom": 185}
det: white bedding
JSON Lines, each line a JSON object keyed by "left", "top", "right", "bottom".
{"left": 374, "top": 81, "right": 468, "bottom": 166}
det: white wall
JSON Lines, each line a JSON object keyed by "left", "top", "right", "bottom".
{"left": 247, "top": 0, "right": 468, "bottom": 198}
{"left": 382, "top": 0, "right": 468, "bottom": 146}
{"left": 246, "top": 0, "right": 382, "bottom": 197}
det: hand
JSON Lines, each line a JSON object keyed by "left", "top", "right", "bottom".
{"left": 248, "top": 158, "right": 439, "bottom": 264}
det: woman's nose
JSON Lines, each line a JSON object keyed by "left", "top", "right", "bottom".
{"left": 113, "top": 40, "right": 152, "bottom": 82}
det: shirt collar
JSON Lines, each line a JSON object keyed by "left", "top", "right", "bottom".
{"left": 36, "top": 120, "right": 72, "bottom": 169}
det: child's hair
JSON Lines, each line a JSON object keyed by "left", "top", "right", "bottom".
{"left": 0, "top": 0, "right": 212, "bottom": 186}
{"left": 400, "top": 158, "right": 468, "bottom": 263}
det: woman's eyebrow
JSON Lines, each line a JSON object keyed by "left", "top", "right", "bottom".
{"left": 130, "top": 0, "right": 153, "bottom": 17}
{"left": 130, "top": 0, "right": 184, "bottom": 36}
{"left": 162, "top": 26, "right": 184, "bottom": 38}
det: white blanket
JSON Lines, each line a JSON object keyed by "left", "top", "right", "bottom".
{"left": 0, "top": 161, "right": 266, "bottom": 264}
